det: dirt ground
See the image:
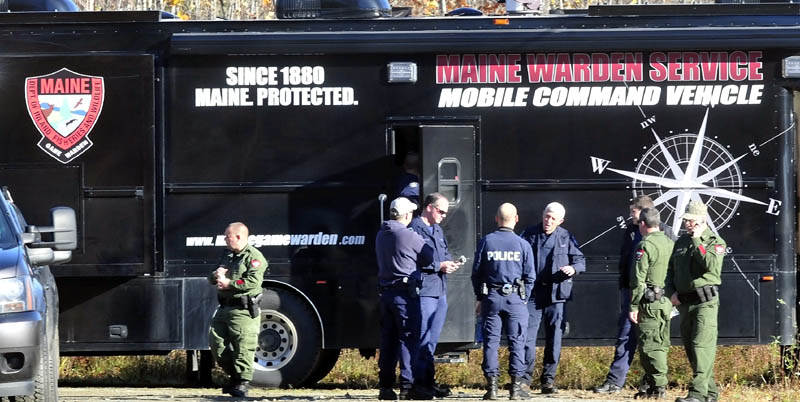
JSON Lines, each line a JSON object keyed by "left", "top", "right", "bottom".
{"left": 58, "top": 386, "right": 685, "bottom": 401}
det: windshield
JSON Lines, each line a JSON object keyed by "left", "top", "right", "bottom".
{"left": 0, "top": 212, "right": 17, "bottom": 249}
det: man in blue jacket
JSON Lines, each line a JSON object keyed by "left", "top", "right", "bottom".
{"left": 408, "top": 192, "right": 462, "bottom": 399}
{"left": 375, "top": 197, "right": 434, "bottom": 400}
{"left": 520, "top": 202, "right": 585, "bottom": 394}
{"left": 472, "top": 203, "right": 535, "bottom": 400}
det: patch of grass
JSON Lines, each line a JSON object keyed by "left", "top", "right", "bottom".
{"left": 60, "top": 352, "right": 188, "bottom": 386}
{"left": 319, "top": 343, "right": 794, "bottom": 400}
{"left": 59, "top": 343, "right": 797, "bottom": 401}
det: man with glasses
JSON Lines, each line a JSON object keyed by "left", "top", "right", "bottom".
{"left": 408, "top": 193, "right": 463, "bottom": 399}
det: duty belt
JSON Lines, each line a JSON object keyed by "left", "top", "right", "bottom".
{"left": 489, "top": 283, "right": 519, "bottom": 296}
{"left": 379, "top": 279, "right": 414, "bottom": 291}
{"left": 642, "top": 285, "right": 665, "bottom": 303}
{"left": 678, "top": 285, "right": 719, "bottom": 305}
{"left": 218, "top": 296, "right": 246, "bottom": 309}
{"left": 379, "top": 276, "right": 420, "bottom": 298}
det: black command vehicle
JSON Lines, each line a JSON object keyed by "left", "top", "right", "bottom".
{"left": 0, "top": 0, "right": 796, "bottom": 387}
{"left": 0, "top": 188, "right": 77, "bottom": 401}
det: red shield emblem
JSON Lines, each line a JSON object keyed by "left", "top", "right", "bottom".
{"left": 635, "top": 249, "right": 644, "bottom": 260}
{"left": 25, "top": 68, "right": 104, "bottom": 163}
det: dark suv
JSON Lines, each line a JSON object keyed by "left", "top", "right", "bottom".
{"left": 0, "top": 187, "right": 76, "bottom": 401}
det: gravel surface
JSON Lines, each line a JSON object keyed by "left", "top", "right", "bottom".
{"left": 58, "top": 387, "right": 685, "bottom": 401}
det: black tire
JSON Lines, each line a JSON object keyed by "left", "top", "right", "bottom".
{"left": 17, "top": 327, "right": 57, "bottom": 402}
{"left": 300, "top": 348, "right": 341, "bottom": 387}
{"left": 18, "top": 270, "right": 58, "bottom": 402}
{"left": 251, "top": 288, "right": 322, "bottom": 388}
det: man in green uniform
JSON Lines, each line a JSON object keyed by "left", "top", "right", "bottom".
{"left": 208, "top": 222, "right": 267, "bottom": 397}
{"left": 666, "top": 201, "right": 724, "bottom": 402}
{"left": 629, "top": 208, "right": 674, "bottom": 399}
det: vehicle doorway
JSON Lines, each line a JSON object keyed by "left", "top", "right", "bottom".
{"left": 389, "top": 120, "right": 477, "bottom": 346}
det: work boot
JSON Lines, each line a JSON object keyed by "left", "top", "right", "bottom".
{"left": 647, "top": 386, "right": 666, "bottom": 399}
{"left": 399, "top": 387, "right": 411, "bottom": 400}
{"left": 675, "top": 397, "right": 704, "bottom": 402}
{"left": 432, "top": 383, "right": 452, "bottom": 398}
{"left": 540, "top": 382, "right": 558, "bottom": 395}
{"left": 705, "top": 395, "right": 718, "bottom": 402}
{"left": 593, "top": 381, "right": 622, "bottom": 394}
{"left": 221, "top": 378, "right": 236, "bottom": 395}
{"left": 483, "top": 376, "right": 498, "bottom": 400}
{"left": 509, "top": 377, "right": 530, "bottom": 400}
{"left": 228, "top": 380, "right": 249, "bottom": 397}
{"left": 407, "top": 385, "right": 435, "bottom": 400}
{"left": 379, "top": 387, "right": 398, "bottom": 400}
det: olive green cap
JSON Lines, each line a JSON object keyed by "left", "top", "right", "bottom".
{"left": 681, "top": 200, "right": 707, "bottom": 221}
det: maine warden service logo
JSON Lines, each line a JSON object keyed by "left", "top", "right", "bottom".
{"left": 26, "top": 68, "right": 104, "bottom": 163}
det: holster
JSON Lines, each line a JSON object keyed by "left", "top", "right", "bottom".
{"left": 643, "top": 285, "right": 664, "bottom": 302}
{"left": 406, "top": 276, "right": 420, "bottom": 298}
{"left": 246, "top": 293, "right": 263, "bottom": 318}
{"left": 514, "top": 278, "right": 526, "bottom": 300}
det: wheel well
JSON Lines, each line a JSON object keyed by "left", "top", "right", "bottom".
{"left": 261, "top": 280, "right": 326, "bottom": 348}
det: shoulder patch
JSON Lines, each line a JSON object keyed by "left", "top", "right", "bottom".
{"left": 635, "top": 249, "right": 645, "bottom": 261}
{"left": 713, "top": 244, "right": 726, "bottom": 255}
{"left": 698, "top": 244, "right": 707, "bottom": 255}
{"left": 251, "top": 260, "right": 262, "bottom": 268}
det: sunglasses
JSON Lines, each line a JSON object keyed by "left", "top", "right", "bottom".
{"left": 434, "top": 207, "right": 447, "bottom": 216}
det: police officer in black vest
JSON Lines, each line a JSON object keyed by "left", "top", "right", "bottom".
{"left": 472, "top": 203, "right": 535, "bottom": 400}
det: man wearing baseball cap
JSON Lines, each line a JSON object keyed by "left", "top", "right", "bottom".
{"left": 375, "top": 197, "right": 433, "bottom": 400}
{"left": 666, "top": 201, "right": 725, "bottom": 402}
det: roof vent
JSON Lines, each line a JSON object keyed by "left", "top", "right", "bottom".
{"left": 276, "top": 0, "right": 391, "bottom": 19}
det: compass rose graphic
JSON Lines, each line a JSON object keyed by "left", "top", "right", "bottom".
{"left": 589, "top": 108, "right": 787, "bottom": 239}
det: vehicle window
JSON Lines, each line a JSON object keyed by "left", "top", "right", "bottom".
{"left": 0, "top": 213, "right": 16, "bottom": 249}
{"left": 11, "top": 204, "right": 27, "bottom": 231}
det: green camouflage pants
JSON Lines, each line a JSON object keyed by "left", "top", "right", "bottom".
{"left": 637, "top": 297, "right": 671, "bottom": 388}
{"left": 678, "top": 297, "right": 719, "bottom": 400}
{"left": 210, "top": 306, "right": 259, "bottom": 381}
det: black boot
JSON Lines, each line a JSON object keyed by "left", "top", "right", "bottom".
{"left": 432, "top": 383, "right": 452, "bottom": 398}
{"left": 379, "top": 387, "right": 398, "bottom": 400}
{"left": 221, "top": 377, "right": 236, "bottom": 395}
{"left": 228, "top": 380, "right": 249, "bottom": 397}
{"left": 509, "top": 377, "right": 530, "bottom": 400}
{"left": 593, "top": 381, "right": 622, "bottom": 394}
{"left": 483, "top": 376, "right": 498, "bottom": 400}
{"left": 647, "top": 386, "right": 666, "bottom": 399}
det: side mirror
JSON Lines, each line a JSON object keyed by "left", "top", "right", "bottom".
{"left": 28, "top": 247, "right": 55, "bottom": 267}
{"left": 52, "top": 250, "right": 72, "bottom": 265}
{"left": 50, "top": 207, "right": 77, "bottom": 251}
{"left": 20, "top": 232, "right": 35, "bottom": 244}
